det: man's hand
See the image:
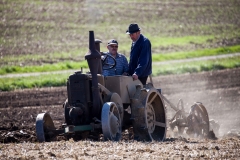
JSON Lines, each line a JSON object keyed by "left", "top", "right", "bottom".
{"left": 122, "top": 72, "right": 129, "bottom": 76}
{"left": 132, "top": 74, "right": 138, "bottom": 80}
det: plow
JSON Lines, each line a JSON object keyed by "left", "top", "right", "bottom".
{"left": 35, "top": 31, "right": 211, "bottom": 142}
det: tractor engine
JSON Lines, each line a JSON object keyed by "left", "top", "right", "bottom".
{"left": 65, "top": 71, "right": 105, "bottom": 126}
{"left": 66, "top": 72, "right": 92, "bottom": 125}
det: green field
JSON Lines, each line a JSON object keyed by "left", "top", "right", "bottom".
{"left": 1, "top": 0, "right": 240, "bottom": 91}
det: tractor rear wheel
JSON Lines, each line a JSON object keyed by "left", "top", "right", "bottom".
{"left": 131, "top": 85, "right": 167, "bottom": 141}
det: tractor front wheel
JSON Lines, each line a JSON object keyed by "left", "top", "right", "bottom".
{"left": 101, "top": 102, "right": 122, "bottom": 141}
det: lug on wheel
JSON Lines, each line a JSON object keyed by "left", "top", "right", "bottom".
{"left": 131, "top": 85, "right": 167, "bottom": 141}
{"left": 187, "top": 102, "right": 210, "bottom": 138}
{"left": 36, "top": 112, "right": 56, "bottom": 142}
{"left": 101, "top": 102, "right": 122, "bottom": 141}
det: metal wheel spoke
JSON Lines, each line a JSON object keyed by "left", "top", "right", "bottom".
{"left": 148, "top": 93, "right": 157, "bottom": 104}
{"left": 109, "top": 111, "right": 114, "bottom": 116}
{"left": 154, "top": 121, "right": 166, "bottom": 128}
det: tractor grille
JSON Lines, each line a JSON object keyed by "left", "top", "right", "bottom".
{"left": 67, "top": 72, "right": 91, "bottom": 107}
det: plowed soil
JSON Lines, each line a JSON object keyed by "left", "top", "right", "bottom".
{"left": 0, "top": 68, "right": 240, "bottom": 159}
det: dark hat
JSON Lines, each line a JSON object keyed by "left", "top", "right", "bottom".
{"left": 107, "top": 39, "right": 118, "bottom": 46}
{"left": 126, "top": 23, "right": 141, "bottom": 34}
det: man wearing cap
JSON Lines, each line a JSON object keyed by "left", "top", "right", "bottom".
{"left": 126, "top": 23, "right": 152, "bottom": 85}
{"left": 102, "top": 39, "right": 129, "bottom": 76}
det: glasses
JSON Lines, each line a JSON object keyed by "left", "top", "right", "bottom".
{"left": 110, "top": 45, "right": 118, "bottom": 48}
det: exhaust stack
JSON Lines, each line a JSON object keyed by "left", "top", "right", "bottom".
{"left": 85, "top": 31, "right": 101, "bottom": 118}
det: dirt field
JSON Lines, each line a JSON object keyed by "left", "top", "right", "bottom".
{"left": 0, "top": 68, "right": 240, "bottom": 159}
{"left": 1, "top": 0, "right": 240, "bottom": 159}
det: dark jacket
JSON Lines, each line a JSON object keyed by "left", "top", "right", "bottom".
{"left": 128, "top": 34, "right": 152, "bottom": 77}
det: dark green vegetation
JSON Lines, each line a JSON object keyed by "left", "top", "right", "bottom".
{"left": 0, "top": 0, "right": 240, "bottom": 91}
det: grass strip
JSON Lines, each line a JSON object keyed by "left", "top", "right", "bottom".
{"left": 152, "top": 45, "right": 240, "bottom": 61}
{"left": 1, "top": 45, "right": 240, "bottom": 75}
{"left": 152, "top": 56, "right": 240, "bottom": 76}
{"left": 1, "top": 57, "right": 240, "bottom": 91}
{"left": 0, "top": 73, "right": 68, "bottom": 92}
{"left": 0, "top": 61, "right": 88, "bottom": 75}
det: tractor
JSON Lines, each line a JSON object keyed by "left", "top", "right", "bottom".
{"left": 36, "top": 31, "right": 210, "bottom": 142}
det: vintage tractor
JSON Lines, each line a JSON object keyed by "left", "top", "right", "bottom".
{"left": 35, "top": 31, "right": 210, "bottom": 142}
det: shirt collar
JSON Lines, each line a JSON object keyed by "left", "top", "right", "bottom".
{"left": 132, "top": 34, "right": 141, "bottom": 45}
{"left": 108, "top": 52, "right": 120, "bottom": 58}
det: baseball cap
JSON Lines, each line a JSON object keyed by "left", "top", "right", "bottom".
{"left": 107, "top": 39, "right": 118, "bottom": 46}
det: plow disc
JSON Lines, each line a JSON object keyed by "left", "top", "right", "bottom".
{"left": 187, "top": 102, "right": 210, "bottom": 138}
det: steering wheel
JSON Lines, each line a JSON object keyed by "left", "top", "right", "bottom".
{"left": 101, "top": 52, "right": 117, "bottom": 70}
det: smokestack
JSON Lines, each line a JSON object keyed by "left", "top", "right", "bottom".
{"left": 85, "top": 31, "right": 101, "bottom": 118}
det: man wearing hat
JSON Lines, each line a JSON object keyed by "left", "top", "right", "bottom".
{"left": 102, "top": 39, "right": 129, "bottom": 76}
{"left": 126, "top": 23, "right": 152, "bottom": 85}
